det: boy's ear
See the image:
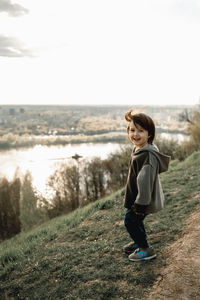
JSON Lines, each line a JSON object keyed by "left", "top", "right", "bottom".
{"left": 126, "top": 126, "right": 129, "bottom": 133}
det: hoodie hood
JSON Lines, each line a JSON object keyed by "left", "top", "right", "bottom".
{"left": 134, "top": 144, "right": 171, "bottom": 173}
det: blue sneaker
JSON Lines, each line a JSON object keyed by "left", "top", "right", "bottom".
{"left": 123, "top": 242, "right": 139, "bottom": 254}
{"left": 128, "top": 247, "right": 156, "bottom": 261}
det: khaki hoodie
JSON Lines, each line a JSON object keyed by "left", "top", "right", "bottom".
{"left": 124, "top": 144, "right": 171, "bottom": 214}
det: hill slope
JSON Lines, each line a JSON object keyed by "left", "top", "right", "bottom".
{"left": 0, "top": 152, "right": 200, "bottom": 299}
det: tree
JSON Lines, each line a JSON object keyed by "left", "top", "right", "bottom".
{"left": 82, "top": 157, "right": 106, "bottom": 202}
{"left": 20, "top": 171, "right": 48, "bottom": 231}
{"left": 48, "top": 163, "right": 81, "bottom": 217}
{"left": 9, "top": 177, "right": 21, "bottom": 235}
{"left": 188, "top": 109, "right": 200, "bottom": 147}
{"left": 104, "top": 145, "right": 131, "bottom": 191}
{"left": 178, "top": 106, "right": 200, "bottom": 159}
{"left": 0, "top": 176, "right": 21, "bottom": 240}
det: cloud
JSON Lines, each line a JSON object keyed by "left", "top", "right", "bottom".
{"left": 0, "top": 35, "right": 33, "bottom": 57}
{"left": 0, "top": 0, "right": 28, "bottom": 17}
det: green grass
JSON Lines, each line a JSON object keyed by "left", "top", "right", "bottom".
{"left": 1, "top": 152, "right": 200, "bottom": 299}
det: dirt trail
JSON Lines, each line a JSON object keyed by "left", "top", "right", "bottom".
{"left": 147, "top": 204, "right": 200, "bottom": 300}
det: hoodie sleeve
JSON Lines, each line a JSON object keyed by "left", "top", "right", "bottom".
{"left": 135, "top": 164, "right": 156, "bottom": 206}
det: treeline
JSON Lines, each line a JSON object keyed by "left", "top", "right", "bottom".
{"left": 47, "top": 145, "right": 131, "bottom": 218}
{"left": 0, "top": 145, "right": 131, "bottom": 241}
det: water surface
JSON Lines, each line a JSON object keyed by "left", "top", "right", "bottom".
{"left": 0, "top": 143, "right": 122, "bottom": 195}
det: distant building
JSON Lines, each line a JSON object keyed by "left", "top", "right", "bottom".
{"left": 20, "top": 108, "right": 25, "bottom": 113}
{"left": 9, "top": 108, "right": 15, "bottom": 115}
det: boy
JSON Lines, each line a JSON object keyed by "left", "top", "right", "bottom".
{"left": 123, "top": 108, "right": 170, "bottom": 261}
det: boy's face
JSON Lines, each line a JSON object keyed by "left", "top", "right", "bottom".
{"left": 128, "top": 121, "right": 149, "bottom": 149}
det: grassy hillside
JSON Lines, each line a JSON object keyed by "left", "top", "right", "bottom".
{"left": 1, "top": 152, "right": 200, "bottom": 299}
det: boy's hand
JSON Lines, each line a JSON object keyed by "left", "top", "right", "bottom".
{"left": 132, "top": 203, "right": 147, "bottom": 216}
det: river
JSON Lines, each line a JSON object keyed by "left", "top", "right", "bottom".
{"left": 0, "top": 143, "right": 122, "bottom": 196}
{"left": 0, "top": 133, "right": 188, "bottom": 196}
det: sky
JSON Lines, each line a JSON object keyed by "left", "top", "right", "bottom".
{"left": 0, "top": 0, "right": 200, "bottom": 106}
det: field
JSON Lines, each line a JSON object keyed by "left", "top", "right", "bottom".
{"left": 0, "top": 151, "right": 200, "bottom": 299}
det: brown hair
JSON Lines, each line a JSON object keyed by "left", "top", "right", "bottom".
{"left": 125, "top": 108, "right": 155, "bottom": 144}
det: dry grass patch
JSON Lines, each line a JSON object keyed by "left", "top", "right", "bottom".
{"left": 187, "top": 192, "right": 200, "bottom": 202}
{"left": 78, "top": 219, "right": 94, "bottom": 227}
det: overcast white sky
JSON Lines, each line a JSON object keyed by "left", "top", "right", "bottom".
{"left": 0, "top": 0, "right": 200, "bottom": 106}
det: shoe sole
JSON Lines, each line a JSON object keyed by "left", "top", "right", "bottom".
{"left": 129, "top": 254, "right": 157, "bottom": 261}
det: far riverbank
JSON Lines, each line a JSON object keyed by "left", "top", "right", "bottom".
{"left": 0, "top": 132, "right": 126, "bottom": 150}
{"left": 0, "top": 130, "right": 188, "bottom": 151}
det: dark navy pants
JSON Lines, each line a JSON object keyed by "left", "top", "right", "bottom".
{"left": 124, "top": 209, "right": 149, "bottom": 248}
